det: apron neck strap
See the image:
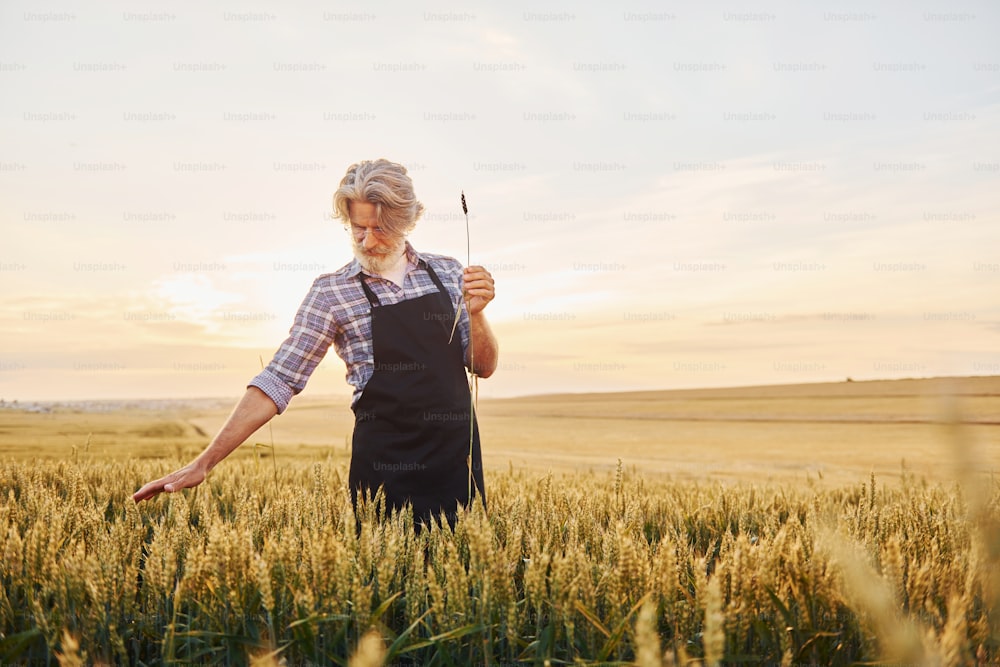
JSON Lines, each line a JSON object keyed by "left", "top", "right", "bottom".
{"left": 358, "top": 260, "right": 452, "bottom": 308}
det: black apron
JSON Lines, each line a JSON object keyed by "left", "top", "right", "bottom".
{"left": 349, "top": 263, "right": 485, "bottom": 527}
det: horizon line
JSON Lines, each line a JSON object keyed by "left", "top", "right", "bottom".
{"left": 3, "top": 374, "right": 997, "bottom": 407}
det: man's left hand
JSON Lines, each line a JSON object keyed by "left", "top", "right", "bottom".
{"left": 463, "top": 266, "right": 495, "bottom": 316}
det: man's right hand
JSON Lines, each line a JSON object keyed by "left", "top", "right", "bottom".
{"left": 132, "top": 462, "right": 207, "bottom": 503}
{"left": 130, "top": 386, "right": 278, "bottom": 504}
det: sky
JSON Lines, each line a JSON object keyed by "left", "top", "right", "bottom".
{"left": 1, "top": 0, "right": 998, "bottom": 403}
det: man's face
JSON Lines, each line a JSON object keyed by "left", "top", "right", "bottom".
{"left": 348, "top": 200, "right": 405, "bottom": 274}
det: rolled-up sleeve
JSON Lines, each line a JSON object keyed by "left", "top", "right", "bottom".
{"left": 248, "top": 277, "right": 338, "bottom": 414}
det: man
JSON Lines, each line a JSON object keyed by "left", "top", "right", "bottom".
{"left": 133, "top": 159, "right": 499, "bottom": 527}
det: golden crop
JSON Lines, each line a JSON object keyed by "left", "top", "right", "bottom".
{"left": 1, "top": 456, "right": 997, "bottom": 666}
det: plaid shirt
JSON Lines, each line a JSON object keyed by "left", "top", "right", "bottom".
{"left": 249, "top": 243, "right": 471, "bottom": 413}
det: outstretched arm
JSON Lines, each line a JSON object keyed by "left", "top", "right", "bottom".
{"left": 132, "top": 386, "right": 278, "bottom": 503}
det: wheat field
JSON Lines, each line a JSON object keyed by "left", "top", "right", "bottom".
{"left": 1, "top": 376, "right": 998, "bottom": 665}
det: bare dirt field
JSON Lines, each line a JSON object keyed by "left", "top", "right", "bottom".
{"left": 2, "top": 375, "right": 997, "bottom": 488}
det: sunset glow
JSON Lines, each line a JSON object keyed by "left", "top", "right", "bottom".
{"left": 1, "top": 1, "right": 997, "bottom": 402}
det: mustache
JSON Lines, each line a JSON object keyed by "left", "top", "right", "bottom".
{"left": 354, "top": 242, "right": 392, "bottom": 255}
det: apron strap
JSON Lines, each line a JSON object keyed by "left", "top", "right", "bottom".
{"left": 359, "top": 273, "right": 380, "bottom": 307}
{"left": 357, "top": 260, "right": 455, "bottom": 311}
{"left": 423, "top": 262, "right": 450, "bottom": 295}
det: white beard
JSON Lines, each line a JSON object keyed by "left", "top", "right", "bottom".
{"left": 353, "top": 237, "right": 406, "bottom": 275}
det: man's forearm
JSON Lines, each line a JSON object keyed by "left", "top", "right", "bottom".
{"left": 192, "top": 386, "right": 279, "bottom": 472}
{"left": 469, "top": 312, "right": 499, "bottom": 378}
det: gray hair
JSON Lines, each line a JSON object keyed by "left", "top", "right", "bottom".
{"left": 333, "top": 159, "right": 425, "bottom": 236}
